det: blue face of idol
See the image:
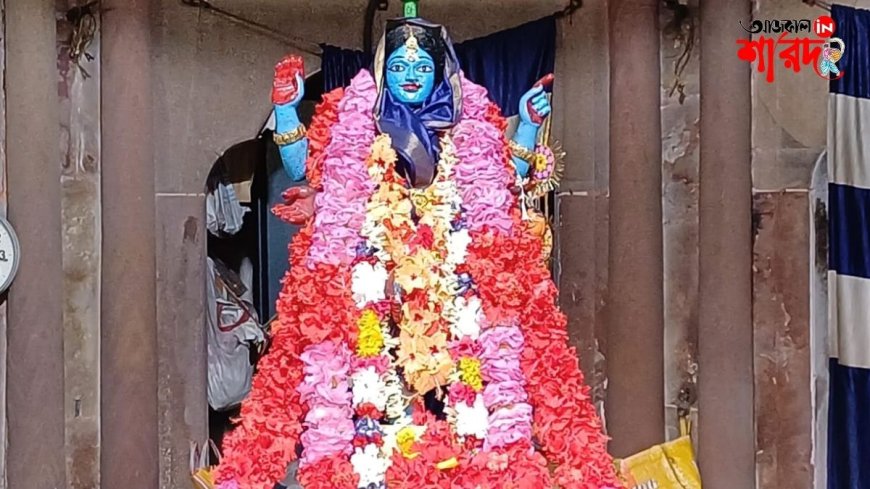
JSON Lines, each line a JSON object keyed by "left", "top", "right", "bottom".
{"left": 385, "top": 44, "right": 436, "bottom": 106}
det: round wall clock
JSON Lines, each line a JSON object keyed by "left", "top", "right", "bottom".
{"left": 0, "top": 217, "right": 20, "bottom": 294}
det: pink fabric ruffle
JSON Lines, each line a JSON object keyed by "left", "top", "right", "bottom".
{"left": 479, "top": 326, "right": 533, "bottom": 451}
{"left": 485, "top": 403, "right": 534, "bottom": 451}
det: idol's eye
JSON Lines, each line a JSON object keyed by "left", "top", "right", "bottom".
{"left": 388, "top": 64, "right": 406, "bottom": 73}
{"left": 417, "top": 64, "right": 434, "bottom": 74}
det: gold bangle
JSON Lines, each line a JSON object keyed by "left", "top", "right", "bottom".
{"left": 273, "top": 123, "right": 307, "bottom": 146}
{"left": 509, "top": 140, "right": 536, "bottom": 162}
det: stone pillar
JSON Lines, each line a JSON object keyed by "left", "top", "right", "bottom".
{"left": 57, "top": 1, "right": 103, "bottom": 486}
{"left": 606, "top": 0, "right": 665, "bottom": 456}
{"left": 151, "top": 3, "right": 209, "bottom": 487}
{"left": 0, "top": 2, "right": 9, "bottom": 486}
{"left": 697, "top": 0, "right": 754, "bottom": 486}
{"left": 552, "top": 0, "right": 611, "bottom": 407}
{"left": 5, "top": 0, "right": 66, "bottom": 487}
{"left": 100, "top": 1, "right": 159, "bottom": 488}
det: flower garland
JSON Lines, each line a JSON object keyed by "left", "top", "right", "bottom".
{"left": 297, "top": 341, "right": 355, "bottom": 465}
{"left": 347, "top": 261, "right": 404, "bottom": 488}
{"left": 435, "top": 140, "right": 489, "bottom": 445}
{"left": 452, "top": 78, "right": 516, "bottom": 236}
{"left": 306, "top": 73, "right": 378, "bottom": 266}
{"left": 361, "top": 134, "right": 457, "bottom": 396}
{"left": 292, "top": 72, "right": 383, "bottom": 488}
{"left": 466, "top": 223, "right": 622, "bottom": 488}
{"left": 479, "top": 325, "right": 533, "bottom": 451}
{"left": 346, "top": 304, "right": 398, "bottom": 489}
{"left": 216, "top": 72, "right": 378, "bottom": 489}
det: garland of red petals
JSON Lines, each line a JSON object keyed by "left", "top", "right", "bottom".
{"left": 465, "top": 218, "right": 622, "bottom": 488}
{"left": 306, "top": 87, "right": 344, "bottom": 190}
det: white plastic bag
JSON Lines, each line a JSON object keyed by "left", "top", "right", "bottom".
{"left": 207, "top": 258, "right": 264, "bottom": 411}
{"left": 206, "top": 182, "right": 249, "bottom": 237}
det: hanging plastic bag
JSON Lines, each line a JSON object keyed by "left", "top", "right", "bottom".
{"left": 616, "top": 417, "right": 702, "bottom": 489}
{"left": 207, "top": 258, "right": 265, "bottom": 411}
{"left": 206, "top": 182, "right": 249, "bottom": 237}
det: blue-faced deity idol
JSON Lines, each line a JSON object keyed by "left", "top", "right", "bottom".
{"left": 385, "top": 42, "right": 436, "bottom": 105}
{"left": 374, "top": 20, "right": 460, "bottom": 188}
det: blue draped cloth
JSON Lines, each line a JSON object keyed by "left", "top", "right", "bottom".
{"left": 320, "top": 16, "right": 557, "bottom": 116}
{"left": 827, "top": 5, "right": 870, "bottom": 489}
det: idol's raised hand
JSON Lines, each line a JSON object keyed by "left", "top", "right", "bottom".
{"left": 272, "top": 55, "right": 306, "bottom": 108}
{"left": 518, "top": 74, "right": 554, "bottom": 127}
{"left": 512, "top": 74, "right": 554, "bottom": 178}
{"left": 272, "top": 55, "right": 310, "bottom": 181}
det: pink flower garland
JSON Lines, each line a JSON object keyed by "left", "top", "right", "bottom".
{"left": 297, "top": 341, "right": 355, "bottom": 465}
{"left": 479, "top": 325, "right": 533, "bottom": 451}
{"left": 307, "top": 72, "right": 378, "bottom": 265}
{"left": 452, "top": 76, "right": 515, "bottom": 235}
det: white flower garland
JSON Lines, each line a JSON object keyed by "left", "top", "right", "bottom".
{"left": 431, "top": 136, "right": 490, "bottom": 443}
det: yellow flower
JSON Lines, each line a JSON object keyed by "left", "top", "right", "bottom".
{"left": 533, "top": 152, "right": 549, "bottom": 172}
{"left": 356, "top": 310, "right": 384, "bottom": 357}
{"left": 458, "top": 357, "right": 484, "bottom": 391}
{"left": 396, "top": 426, "right": 420, "bottom": 459}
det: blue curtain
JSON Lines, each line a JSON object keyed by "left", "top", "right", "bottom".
{"left": 320, "top": 16, "right": 557, "bottom": 116}
{"left": 320, "top": 45, "right": 371, "bottom": 95}
{"left": 827, "top": 4, "right": 870, "bottom": 489}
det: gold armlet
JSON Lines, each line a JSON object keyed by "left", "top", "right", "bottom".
{"left": 273, "top": 123, "right": 307, "bottom": 146}
{"left": 509, "top": 140, "right": 550, "bottom": 173}
{"left": 508, "top": 140, "right": 536, "bottom": 162}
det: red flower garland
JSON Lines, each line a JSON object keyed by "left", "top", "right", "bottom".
{"left": 297, "top": 455, "right": 358, "bottom": 489}
{"left": 305, "top": 87, "right": 344, "bottom": 190}
{"left": 465, "top": 224, "right": 622, "bottom": 489}
{"left": 385, "top": 410, "right": 461, "bottom": 488}
{"left": 216, "top": 89, "right": 357, "bottom": 489}
{"left": 455, "top": 442, "right": 553, "bottom": 489}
